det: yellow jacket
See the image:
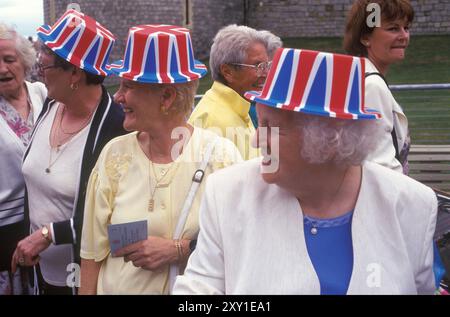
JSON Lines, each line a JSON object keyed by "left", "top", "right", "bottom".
{"left": 189, "top": 81, "right": 259, "bottom": 160}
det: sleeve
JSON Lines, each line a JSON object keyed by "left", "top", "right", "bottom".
{"left": 210, "top": 137, "right": 244, "bottom": 171}
{"left": 364, "top": 78, "right": 402, "bottom": 173}
{"left": 80, "top": 154, "right": 116, "bottom": 262}
{"left": 173, "top": 176, "right": 226, "bottom": 294}
{"left": 51, "top": 219, "right": 76, "bottom": 245}
{"left": 415, "top": 194, "right": 438, "bottom": 294}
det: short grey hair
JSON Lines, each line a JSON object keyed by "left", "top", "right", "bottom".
{"left": 258, "top": 29, "right": 283, "bottom": 58}
{"left": 0, "top": 23, "right": 37, "bottom": 75}
{"left": 209, "top": 24, "right": 282, "bottom": 84}
{"left": 295, "top": 113, "right": 381, "bottom": 166}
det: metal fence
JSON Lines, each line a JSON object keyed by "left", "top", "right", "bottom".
{"left": 391, "top": 84, "right": 450, "bottom": 145}
{"left": 195, "top": 83, "right": 450, "bottom": 145}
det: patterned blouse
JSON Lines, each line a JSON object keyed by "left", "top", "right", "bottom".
{"left": 0, "top": 96, "right": 34, "bottom": 146}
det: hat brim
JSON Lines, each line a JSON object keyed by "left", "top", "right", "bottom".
{"left": 37, "top": 25, "right": 111, "bottom": 77}
{"left": 107, "top": 59, "right": 207, "bottom": 84}
{"left": 245, "top": 90, "right": 381, "bottom": 120}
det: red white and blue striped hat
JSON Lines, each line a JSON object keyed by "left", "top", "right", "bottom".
{"left": 108, "top": 25, "right": 207, "bottom": 83}
{"left": 245, "top": 48, "right": 381, "bottom": 120}
{"left": 37, "top": 9, "right": 115, "bottom": 76}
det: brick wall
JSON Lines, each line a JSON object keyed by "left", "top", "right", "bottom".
{"left": 191, "top": 0, "right": 244, "bottom": 59}
{"left": 248, "top": 0, "right": 450, "bottom": 38}
{"left": 43, "top": 0, "right": 450, "bottom": 63}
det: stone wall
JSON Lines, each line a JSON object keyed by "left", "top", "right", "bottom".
{"left": 43, "top": 0, "right": 244, "bottom": 61}
{"left": 43, "top": 0, "right": 183, "bottom": 63}
{"left": 191, "top": 0, "right": 244, "bottom": 59}
{"left": 43, "top": 0, "right": 450, "bottom": 63}
{"left": 412, "top": 0, "right": 450, "bottom": 34}
{"left": 248, "top": 0, "right": 450, "bottom": 38}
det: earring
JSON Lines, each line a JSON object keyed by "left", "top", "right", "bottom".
{"left": 70, "top": 83, "right": 79, "bottom": 91}
{"left": 160, "top": 106, "right": 169, "bottom": 116}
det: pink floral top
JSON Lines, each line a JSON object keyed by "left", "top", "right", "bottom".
{"left": 0, "top": 96, "right": 34, "bottom": 146}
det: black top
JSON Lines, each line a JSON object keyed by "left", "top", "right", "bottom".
{"left": 23, "top": 86, "right": 127, "bottom": 266}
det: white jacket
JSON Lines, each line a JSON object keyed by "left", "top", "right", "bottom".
{"left": 364, "top": 58, "right": 409, "bottom": 173}
{"left": 0, "top": 81, "right": 46, "bottom": 226}
{"left": 174, "top": 159, "right": 437, "bottom": 294}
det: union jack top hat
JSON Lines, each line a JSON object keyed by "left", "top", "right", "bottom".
{"left": 37, "top": 9, "right": 115, "bottom": 76}
{"left": 108, "top": 25, "right": 207, "bottom": 83}
{"left": 245, "top": 48, "right": 381, "bottom": 120}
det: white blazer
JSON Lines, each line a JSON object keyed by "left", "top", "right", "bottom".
{"left": 0, "top": 81, "right": 47, "bottom": 226}
{"left": 364, "top": 59, "right": 409, "bottom": 173}
{"left": 174, "top": 159, "right": 437, "bottom": 294}
{"left": 25, "top": 80, "right": 47, "bottom": 122}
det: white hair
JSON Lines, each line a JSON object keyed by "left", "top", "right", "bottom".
{"left": 258, "top": 29, "right": 283, "bottom": 58}
{"left": 209, "top": 24, "right": 282, "bottom": 84}
{"left": 295, "top": 113, "right": 381, "bottom": 166}
{"left": 0, "top": 23, "right": 37, "bottom": 75}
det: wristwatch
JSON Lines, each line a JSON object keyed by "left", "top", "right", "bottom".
{"left": 41, "top": 226, "right": 52, "bottom": 243}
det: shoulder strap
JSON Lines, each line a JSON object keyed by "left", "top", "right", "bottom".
{"left": 168, "top": 137, "right": 219, "bottom": 292}
{"left": 365, "top": 72, "right": 389, "bottom": 88}
{"left": 365, "top": 72, "right": 400, "bottom": 161}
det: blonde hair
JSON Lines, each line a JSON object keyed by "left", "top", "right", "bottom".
{"left": 149, "top": 80, "right": 200, "bottom": 118}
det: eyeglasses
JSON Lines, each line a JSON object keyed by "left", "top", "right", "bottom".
{"left": 37, "top": 63, "right": 58, "bottom": 73}
{"left": 230, "top": 61, "right": 272, "bottom": 76}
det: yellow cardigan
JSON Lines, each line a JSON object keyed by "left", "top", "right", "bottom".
{"left": 189, "top": 81, "right": 259, "bottom": 160}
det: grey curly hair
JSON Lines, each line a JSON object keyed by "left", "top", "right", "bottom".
{"left": 210, "top": 24, "right": 282, "bottom": 84}
{"left": 0, "top": 23, "right": 37, "bottom": 75}
{"left": 295, "top": 113, "right": 381, "bottom": 166}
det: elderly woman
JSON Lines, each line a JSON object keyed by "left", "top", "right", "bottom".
{"left": 11, "top": 10, "right": 126, "bottom": 295}
{"left": 344, "top": 0, "right": 414, "bottom": 174}
{"left": 0, "top": 23, "right": 46, "bottom": 295}
{"left": 174, "top": 48, "right": 438, "bottom": 295}
{"left": 189, "top": 25, "right": 281, "bottom": 160}
{"left": 79, "top": 25, "right": 242, "bottom": 295}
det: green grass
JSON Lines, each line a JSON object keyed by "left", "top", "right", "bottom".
{"left": 108, "top": 35, "right": 450, "bottom": 92}
{"left": 393, "top": 89, "right": 450, "bottom": 144}
{"left": 107, "top": 35, "right": 450, "bottom": 144}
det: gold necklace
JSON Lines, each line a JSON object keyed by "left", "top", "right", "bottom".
{"left": 59, "top": 104, "right": 95, "bottom": 135}
{"left": 46, "top": 106, "right": 71, "bottom": 173}
{"left": 147, "top": 143, "right": 181, "bottom": 212}
{"left": 46, "top": 105, "right": 89, "bottom": 173}
{"left": 50, "top": 105, "right": 76, "bottom": 152}
{"left": 45, "top": 144, "right": 70, "bottom": 173}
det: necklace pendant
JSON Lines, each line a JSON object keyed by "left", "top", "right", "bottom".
{"left": 148, "top": 199, "right": 154, "bottom": 212}
{"left": 311, "top": 227, "right": 318, "bottom": 235}
{"left": 45, "top": 168, "right": 51, "bottom": 174}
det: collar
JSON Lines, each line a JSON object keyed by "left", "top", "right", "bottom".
{"left": 365, "top": 58, "right": 380, "bottom": 74}
{"left": 211, "top": 81, "right": 251, "bottom": 121}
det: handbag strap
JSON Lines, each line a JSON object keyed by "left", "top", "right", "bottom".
{"left": 168, "top": 137, "right": 219, "bottom": 292}
{"left": 365, "top": 72, "right": 400, "bottom": 161}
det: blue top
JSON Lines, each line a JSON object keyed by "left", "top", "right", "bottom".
{"left": 304, "top": 210, "right": 354, "bottom": 295}
{"left": 249, "top": 101, "right": 258, "bottom": 128}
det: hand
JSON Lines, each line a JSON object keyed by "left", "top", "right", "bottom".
{"left": 11, "top": 229, "right": 52, "bottom": 273}
{"left": 113, "top": 236, "right": 177, "bottom": 271}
